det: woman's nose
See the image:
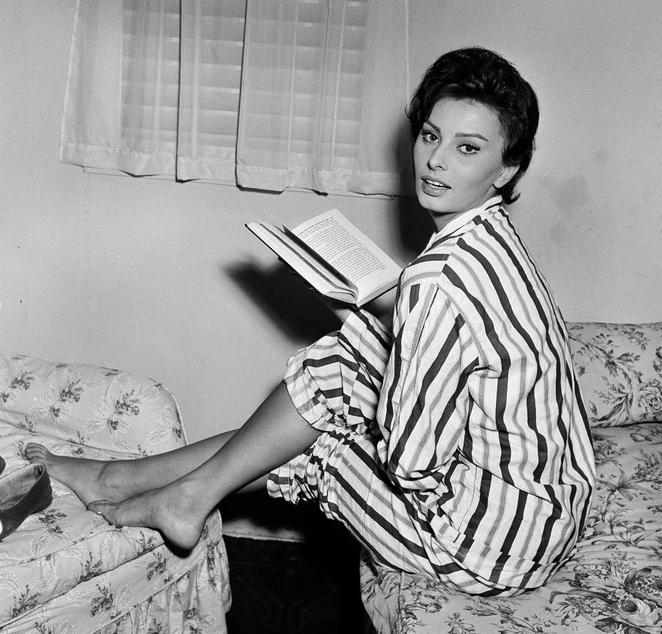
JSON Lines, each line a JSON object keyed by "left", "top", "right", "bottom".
{"left": 428, "top": 145, "right": 447, "bottom": 170}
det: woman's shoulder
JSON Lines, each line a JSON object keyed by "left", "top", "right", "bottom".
{"left": 403, "top": 228, "right": 487, "bottom": 283}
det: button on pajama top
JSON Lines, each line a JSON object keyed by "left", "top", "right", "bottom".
{"left": 268, "top": 197, "right": 596, "bottom": 595}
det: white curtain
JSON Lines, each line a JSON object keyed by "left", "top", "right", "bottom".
{"left": 177, "top": 0, "right": 246, "bottom": 182}
{"left": 60, "top": 0, "right": 411, "bottom": 196}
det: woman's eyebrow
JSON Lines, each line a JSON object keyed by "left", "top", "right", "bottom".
{"left": 423, "top": 120, "right": 490, "bottom": 143}
{"left": 455, "top": 131, "right": 490, "bottom": 142}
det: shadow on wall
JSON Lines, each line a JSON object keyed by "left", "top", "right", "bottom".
{"left": 227, "top": 261, "right": 339, "bottom": 342}
{"left": 394, "top": 194, "right": 435, "bottom": 259}
{"left": 391, "top": 116, "right": 436, "bottom": 261}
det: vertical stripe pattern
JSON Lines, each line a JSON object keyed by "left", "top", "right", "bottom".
{"left": 268, "top": 197, "right": 595, "bottom": 595}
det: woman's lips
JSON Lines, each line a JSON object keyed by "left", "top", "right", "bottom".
{"left": 420, "top": 177, "right": 451, "bottom": 195}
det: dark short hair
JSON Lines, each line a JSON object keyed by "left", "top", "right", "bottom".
{"left": 407, "top": 47, "right": 539, "bottom": 204}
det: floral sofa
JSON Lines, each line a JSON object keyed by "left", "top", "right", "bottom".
{"left": 361, "top": 321, "right": 662, "bottom": 634}
{"left": 0, "top": 351, "right": 231, "bottom": 633}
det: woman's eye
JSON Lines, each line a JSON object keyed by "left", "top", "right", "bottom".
{"left": 459, "top": 143, "right": 480, "bottom": 155}
{"left": 421, "top": 130, "right": 438, "bottom": 143}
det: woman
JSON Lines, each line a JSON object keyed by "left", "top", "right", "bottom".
{"left": 26, "top": 47, "right": 595, "bottom": 596}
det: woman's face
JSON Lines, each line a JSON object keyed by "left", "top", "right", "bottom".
{"left": 413, "top": 98, "right": 517, "bottom": 230}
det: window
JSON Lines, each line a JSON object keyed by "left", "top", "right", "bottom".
{"left": 61, "top": 0, "right": 411, "bottom": 196}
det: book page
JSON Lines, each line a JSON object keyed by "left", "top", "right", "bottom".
{"left": 292, "top": 209, "right": 401, "bottom": 304}
{"left": 245, "top": 221, "right": 357, "bottom": 304}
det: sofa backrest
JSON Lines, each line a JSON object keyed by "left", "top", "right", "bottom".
{"left": 567, "top": 322, "right": 662, "bottom": 427}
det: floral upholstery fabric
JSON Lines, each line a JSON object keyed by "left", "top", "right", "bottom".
{"left": 568, "top": 321, "right": 662, "bottom": 426}
{"left": 0, "top": 352, "right": 231, "bottom": 633}
{"left": 361, "top": 322, "right": 662, "bottom": 634}
{"left": 0, "top": 352, "right": 186, "bottom": 454}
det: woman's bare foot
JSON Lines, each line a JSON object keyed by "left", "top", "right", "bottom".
{"left": 24, "top": 443, "right": 135, "bottom": 506}
{"left": 88, "top": 479, "right": 208, "bottom": 550}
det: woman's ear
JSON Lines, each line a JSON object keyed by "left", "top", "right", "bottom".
{"left": 494, "top": 164, "right": 519, "bottom": 189}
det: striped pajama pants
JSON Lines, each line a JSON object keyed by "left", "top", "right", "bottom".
{"left": 267, "top": 323, "right": 518, "bottom": 596}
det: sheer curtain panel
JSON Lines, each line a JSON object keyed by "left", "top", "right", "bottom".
{"left": 61, "top": 0, "right": 244, "bottom": 183}
{"left": 177, "top": 0, "right": 246, "bottom": 182}
{"left": 60, "top": 0, "right": 411, "bottom": 195}
{"left": 237, "top": 0, "right": 411, "bottom": 194}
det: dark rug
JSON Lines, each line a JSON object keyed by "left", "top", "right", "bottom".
{"left": 221, "top": 495, "right": 368, "bottom": 634}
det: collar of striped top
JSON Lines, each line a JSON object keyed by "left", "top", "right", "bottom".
{"left": 425, "top": 195, "right": 504, "bottom": 248}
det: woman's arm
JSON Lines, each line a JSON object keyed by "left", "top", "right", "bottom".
{"left": 378, "top": 284, "right": 478, "bottom": 491}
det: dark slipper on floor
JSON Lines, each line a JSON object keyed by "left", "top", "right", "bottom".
{"left": 0, "top": 463, "right": 53, "bottom": 541}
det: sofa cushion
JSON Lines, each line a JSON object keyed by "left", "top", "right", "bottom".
{"left": 567, "top": 322, "right": 662, "bottom": 427}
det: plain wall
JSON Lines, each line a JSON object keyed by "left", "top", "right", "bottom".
{"left": 1, "top": 1, "right": 660, "bottom": 442}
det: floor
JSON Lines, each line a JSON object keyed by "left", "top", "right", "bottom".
{"left": 221, "top": 494, "right": 369, "bottom": 634}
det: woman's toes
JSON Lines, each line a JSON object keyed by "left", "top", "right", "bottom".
{"left": 87, "top": 499, "right": 109, "bottom": 512}
{"left": 24, "top": 443, "right": 48, "bottom": 462}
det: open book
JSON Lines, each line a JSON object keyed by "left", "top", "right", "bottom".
{"left": 246, "top": 209, "right": 402, "bottom": 307}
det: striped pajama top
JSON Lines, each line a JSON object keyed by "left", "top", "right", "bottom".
{"left": 370, "top": 196, "right": 596, "bottom": 588}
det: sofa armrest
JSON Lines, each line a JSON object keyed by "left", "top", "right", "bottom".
{"left": 0, "top": 351, "right": 187, "bottom": 456}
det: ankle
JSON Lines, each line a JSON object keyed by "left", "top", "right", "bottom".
{"left": 98, "top": 459, "right": 128, "bottom": 491}
{"left": 177, "top": 476, "right": 221, "bottom": 515}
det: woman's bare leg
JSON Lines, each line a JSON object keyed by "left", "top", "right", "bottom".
{"left": 33, "top": 381, "right": 321, "bottom": 550}
{"left": 25, "top": 429, "right": 236, "bottom": 505}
